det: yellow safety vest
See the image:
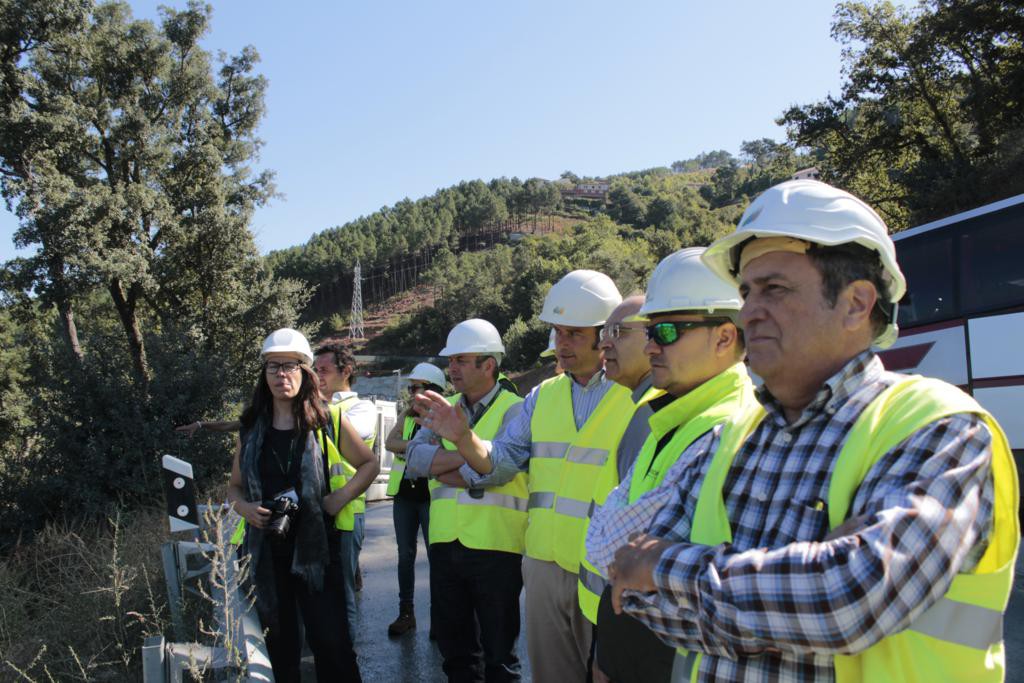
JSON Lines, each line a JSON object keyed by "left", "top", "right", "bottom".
{"left": 679, "top": 375, "right": 1019, "bottom": 683}
{"left": 333, "top": 394, "right": 377, "bottom": 516}
{"left": 576, "top": 364, "right": 754, "bottom": 623}
{"left": 231, "top": 406, "right": 363, "bottom": 543}
{"left": 386, "top": 416, "right": 417, "bottom": 497}
{"left": 428, "top": 388, "right": 528, "bottom": 554}
{"left": 528, "top": 375, "right": 637, "bottom": 572}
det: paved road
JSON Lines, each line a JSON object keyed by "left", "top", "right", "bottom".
{"left": 344, "top": 500, "right": 531, "bottom": 682}
{"left": 324, "top": 500, "right": 1024, "bottom": 682}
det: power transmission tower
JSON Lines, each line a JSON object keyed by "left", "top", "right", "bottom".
{"left": 349, "top": 260, "right": 365, "bottom": 339}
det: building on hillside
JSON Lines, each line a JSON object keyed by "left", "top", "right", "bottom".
{"left": 792, "top": 167, "right": 821, "bottom": 181}
{"left": 561, "top": 179, "right": 610, "bottom": 200}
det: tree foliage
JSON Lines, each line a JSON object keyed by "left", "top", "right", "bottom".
{"left": 671, "top": 150, "right": 734, "bottom": 173}
{"left": 367, "top": 216, "right": 657, "bottom": 364}
{"left": 0, "top": 0, "right": 303, "bottom": 540}
{"left": 780, "top": 0, "right": 1024, "bottom": 228}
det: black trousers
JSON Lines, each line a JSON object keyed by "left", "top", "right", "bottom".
{"left": 595, "top": 585, "right": 675, "bottom": 683}
{"left": 429, "top": 540, "right": 523, "bottom": 682}
{"left": 259, "top": 539, "right": 362, "bottom": 683}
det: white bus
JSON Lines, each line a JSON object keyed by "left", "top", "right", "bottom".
{"left": 878, "top": 193, "right": 1024, "bottom": 459}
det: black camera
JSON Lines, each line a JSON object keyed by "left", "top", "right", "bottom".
{"left": 262, "top": 488, "right": 300, "bottom": 539}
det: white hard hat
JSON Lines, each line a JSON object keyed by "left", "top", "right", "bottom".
{"left": 439, "top": 318, "right": 505, "bottom": 357}
{"left": 639, "top": 247, "right": 742, "bottom": 319}
{"left": 702, "top": 179, "right": 906, "bottom": 347}
{"left": 407, "top": 362, "right": 447, "bottom": 389}
{"left": 539, "top": 328, "right": 556, "bottom": 358}
{"left": 261, "top": 328, "right": 314, "bottom": 364}
{"left": 539, "top": 270, "right": 622, "bottom": 327}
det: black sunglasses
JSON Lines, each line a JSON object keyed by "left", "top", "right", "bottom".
{"left": 645, "top": 319, "right": 731, "bottom": 346}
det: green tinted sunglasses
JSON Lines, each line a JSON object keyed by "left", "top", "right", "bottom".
{"left": 645, "top": 319, "right": 732, "bottom": 346}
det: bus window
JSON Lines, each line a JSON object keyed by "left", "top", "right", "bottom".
{"left": 896, "top": 234, "right": 955, "bottom": 326}
{"left": 959, "top": 206, "right": 1024, "bottom": 315}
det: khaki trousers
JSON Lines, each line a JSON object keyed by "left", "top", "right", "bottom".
{"left": 523, "top": 556, "right": 592, "bottom": 683}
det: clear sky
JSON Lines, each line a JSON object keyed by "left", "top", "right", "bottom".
{"left": 0, "top": 1, "right": 856, "bottom": 263}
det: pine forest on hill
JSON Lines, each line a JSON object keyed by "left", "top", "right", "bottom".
{"left": 0, "top": 1, "right": 1022, "bottom": 677}
{"left": 268, "top": 151, "right": 800, "bottom": 359}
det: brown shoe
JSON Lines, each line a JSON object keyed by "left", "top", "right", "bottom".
{"left": 388, "top": 607, "right": 416, "bottom": 637}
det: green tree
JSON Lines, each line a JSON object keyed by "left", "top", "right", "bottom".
{"left": 0, "top": 0, "right": 281, "bottom": 385}
{"left": 0, "top": 0, "right": 304, "bottom": 537}
{"left": 780, "top": 0, "right": 1024, "bottom": 227}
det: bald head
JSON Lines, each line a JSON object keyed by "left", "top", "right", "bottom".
{"left": 610, "top": 295, "right": 645, "bottom": 324}
{"left": 599, "top": 294, "right": 650, "bottom": 389}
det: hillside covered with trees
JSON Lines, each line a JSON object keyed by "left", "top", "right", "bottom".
{"left": 269, "top": 140, "right": 813, "bottom": 358}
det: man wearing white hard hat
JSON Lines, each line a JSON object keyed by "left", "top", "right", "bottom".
{"left": 598, "top": 180, "right": 1017, "bottom": 682}
{"left": 404, "top": 319, "right": 526, "bottom": 681}
{"left": 382, "top": 362, "right": 447, "bottom": 637}
{"left": 585, "top": 248, "right": 754, "bottom": 682}
{"left": 420, "top": 271, "right": 642, "bottom": 682}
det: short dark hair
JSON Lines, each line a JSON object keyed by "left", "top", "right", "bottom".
{"left": 806, "top": 243, "right": 892, "bottom": 338}
{"left": 314, "top": 341, "right": 356, "bottom": 374}
{"left": 473, "top": 354, "right": 499, "bottom": 381}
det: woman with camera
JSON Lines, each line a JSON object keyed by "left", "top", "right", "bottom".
{"left": 228, "top": 328, "right": 375, "bottom": 682}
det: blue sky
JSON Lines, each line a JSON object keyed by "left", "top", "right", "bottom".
{"left": 0, "top": 1, "right": 859, "bottom": 263}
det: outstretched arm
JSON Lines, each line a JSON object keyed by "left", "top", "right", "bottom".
{"left": 176, "top": 420, "right": 241, "bottom": 438}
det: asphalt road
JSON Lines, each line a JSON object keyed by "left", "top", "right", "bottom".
{"left": 339, "top": 500, "right": 531, "bottom": 682}
{"left": 324, "top": 500, "right": 1024, "bottom": 682}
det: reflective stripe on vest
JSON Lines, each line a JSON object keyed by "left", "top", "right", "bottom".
{"left": 688, "top": 375, "right": 1019, "bottom": 682}
{"left": 528, "top": 375, "right": 637, "bottom": 572}
{"left": 430, "top": 485, "right": 529, "bottom": 513}
{"left": 386, "top": 416, "right": 417, "bottom": 497}
{"left": 577, "top": 364, "right": 755, "bottom": 625}
{"left": 576, "top": 558, "right": 608, "bottom": 622}
{"left": 333, "top": 395, "right": 377, "bottom": 516}
{"left": 427, "top": 389, "right": 528, "bottom": 554}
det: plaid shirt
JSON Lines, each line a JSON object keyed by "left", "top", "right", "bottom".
{"left": 586, "top": 352, "right": 995, "bottom": 682}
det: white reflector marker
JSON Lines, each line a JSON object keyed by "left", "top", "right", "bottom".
{"left": 162, "top": 454, "right": 199, "bottom": 533}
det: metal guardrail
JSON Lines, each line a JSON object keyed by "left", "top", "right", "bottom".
{"left": 142, "top": 455, "right": 273, "bottom": 682}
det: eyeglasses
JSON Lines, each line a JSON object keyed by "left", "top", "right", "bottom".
{"left": 409, "top": 383, "right": 428, "bottom": 391}
{"left": 645, "top": 319, "right": 731, "bottom": 346}
{"left": 599, "top": 323, "right": 645, "bottom": 342}
{"left": 266, "top": 361, "right": 303, "bottom": 375}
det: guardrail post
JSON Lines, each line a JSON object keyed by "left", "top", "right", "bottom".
{"left": 141, "top": 635, "right": 166, "bottom": 683}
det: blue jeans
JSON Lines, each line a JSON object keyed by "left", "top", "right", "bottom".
{"left": 393, "top": 496, "right": 431, "bottom": 606}
{"left": 339, "top": 512, "right": 364, "bottom": 636}
{"left": 429, "top": 540, "right": 523, "bottom": 682}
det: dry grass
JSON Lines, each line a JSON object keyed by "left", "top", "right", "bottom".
{"left": 0, "top": 508, "right": 169, "bottom": 681}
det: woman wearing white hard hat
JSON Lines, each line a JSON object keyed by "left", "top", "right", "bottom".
{"left": 227, "top": 328, "right": 370, "bottom": 682}
{"left": 382, "top": 361, "right": 447, "bottom": 637}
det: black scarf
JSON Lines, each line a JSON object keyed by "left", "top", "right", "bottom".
{"left": 240, "top": 415, "right": 331, "bottom": 619}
